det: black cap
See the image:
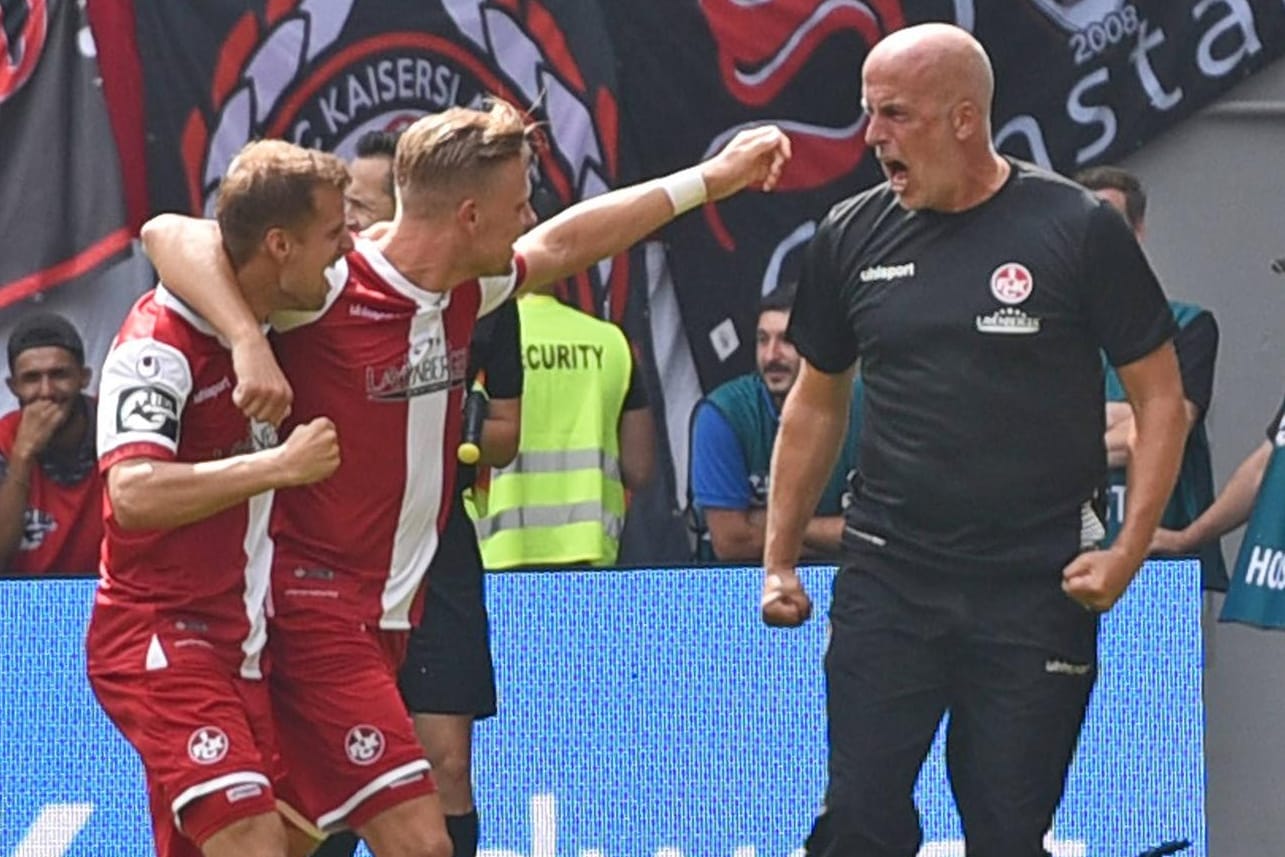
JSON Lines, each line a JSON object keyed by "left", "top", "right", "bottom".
{"left": 8, "top": 313, "right": 85, "bottom": 371}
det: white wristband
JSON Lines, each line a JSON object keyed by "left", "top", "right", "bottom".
{"left": 660, "top": 167, "right": 708, "bottom": 216}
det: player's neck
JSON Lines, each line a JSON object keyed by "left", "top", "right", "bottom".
{"left": 939, "top": 152, "right": 1010, "bottom": 213}
{"left": 233, "top": 258, "right": 279, "bottom": 322}
{"left": 379, "top": 220, "right": 462, "bottom": 294}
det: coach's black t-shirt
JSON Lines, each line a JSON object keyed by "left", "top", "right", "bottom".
{"left": 788, "top": 159, "right": 1175, "bottom": 575}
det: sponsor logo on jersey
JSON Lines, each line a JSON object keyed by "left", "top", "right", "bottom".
{"left": 345, "top": 724, "right": 386, "bottom": 766}
{"left": 19, "top": 508, "right": 55, "bottom": 551}
{"left": 1045, "top": 659, "right": 1093, "bottom": 676}
{"left": 859, "top": 262, "right": 916, "bottom": 283}
{"left": 365, "top": 346, "right": 469, "bottom": 400}
{"left": 116, "top": 386, "right": 180, "bottom": 439}
{"left": 225, "top": 783, "right": 265, "bottom": 803}
{"left": 990, "top": 262, "right": 1034, "bottom": 305}
{"left": 974, "top": 307, "right": 1042, "bottom": 335}
{"left": 187, "top": 726, "right": 230, "bottom": 765}
{"left": 192, "top": 376, "right": 231, "bottom": 404}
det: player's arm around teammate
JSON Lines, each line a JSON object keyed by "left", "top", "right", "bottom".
{"left": 140, "top": 124, "right": 791, "bottom": 421}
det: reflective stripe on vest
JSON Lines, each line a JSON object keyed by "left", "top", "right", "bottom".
{"left": 475, "top": 500, "right": 625, "bottom": 542}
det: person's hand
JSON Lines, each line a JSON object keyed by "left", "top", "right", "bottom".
{"left": 230, "top": 335, "right": 292, "bottom": 427}
{"left": 761, "top": 569, "right": 812, "bottom": 627}
{"left": 12, "top": 400, "right": 66, "bottom": 460}
{"left": 275, "top": 417, "right": 340, "bottom": 486}
{"left": 1149, "top": 527, "right": 1190, "bottom": 555}
{"left": 1061, "top": 547, "right": 1143, "bottom": 613}
{"left": 701, "top": 125, "right": 793, "bottom": 200}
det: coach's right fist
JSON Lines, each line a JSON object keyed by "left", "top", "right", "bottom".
{"left": 277, "top": 417, "right": 341, "bottom": 485}
{"left": 761, "top": 569, "right": 812, "bottom": 627}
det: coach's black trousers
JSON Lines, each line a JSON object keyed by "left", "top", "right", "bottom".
{"left": 805, "top": 563, "right": 1098, "bottom": 857}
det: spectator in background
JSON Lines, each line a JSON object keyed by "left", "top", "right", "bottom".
{"left": 0, "top": 313, "right": 101, "bottom": 574}
{"left": 689, "top": 282, "right": 861, "bottom": 562}
{"left": 345, "top": 130, "right": 399, "bottom": 232}
{"left": 473, "top": 293, "right": 653, "bottom": 568}
{"left": 1152, "top": 395, "right": 1280, "bottom": 557}
{"left": 1075, "top": 165, "right": 1225, "bottom": 588}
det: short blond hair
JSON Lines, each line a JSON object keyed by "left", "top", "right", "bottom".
{"left": 215, "top": 139, "right": 350, "bottom": 268}
{"left": 395, "top": 99, "right": 534, "bottom": 211}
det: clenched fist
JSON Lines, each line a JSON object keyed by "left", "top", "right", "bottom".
{"left": 276, "top": 417, "right": 340, "bottom": 486}
{"left": 761, "top": 569, "right": 813, "bottom": 628}
{"left": 701, "top": 125, "right": 793, "bottom": 200}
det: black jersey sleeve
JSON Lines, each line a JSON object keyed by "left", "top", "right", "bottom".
{"left": 480, "top": 300, "right": 523, "bottom": 400}
{"left": 1175, "top": 310, "right": 1217, "bottom": 415}
{"left": 1081, "top": 203, "right": 1176, "bottom": 367}
{"left": 787, "top": 217, "right": 860, "bottom": 374}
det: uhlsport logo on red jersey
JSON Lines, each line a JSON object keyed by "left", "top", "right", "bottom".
{"left": 0, "top": 0, "right": 48, "bottom": 103}
{"left": 990, "top": 262, "right": 1034, "bottom": 305}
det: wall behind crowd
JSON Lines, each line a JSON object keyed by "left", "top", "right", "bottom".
{"left": 1116, "top": 59, "right": 1285, "bottom": 857}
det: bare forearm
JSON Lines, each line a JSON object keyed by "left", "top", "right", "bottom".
{"left": 1104, "top": 416, "right": 1133, "bottom": 468}
{"left": 707, "top": 508, "right": 766, "bottom": 562}
{"left": 0, "top": 459, "right": 35, "bottom": 567}
{"left": 802, "top": 516, "right": 845, "bottom": 555}
{"left": 1182, "top": 441, "right": 1272, "bottom": 548}
{"left": 516, "top": 182, "right": 681, "bottom": 293}
{"left": 764, "top": 379, "right": 850, "bottom": 573}
{"left": 141, "top": 214, "right": 261, "bottom": 343}
{"left": 1114, "top": 396, "right": 1187, "bottom": 561}
{"left": 108, "top": 451, "right": 288, "bottom": 531}
{"left": 479, "top": 417, "right": 519, "bottom": 468}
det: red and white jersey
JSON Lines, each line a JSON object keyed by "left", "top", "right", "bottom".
{"left": 94, "top": 288, "right": 275, "bottom": 679}
{"left": 269, "top": 238, "right": 519, "bottom": 629}
{"left": 0, "top": 401, "right": 102, "bottom": 575}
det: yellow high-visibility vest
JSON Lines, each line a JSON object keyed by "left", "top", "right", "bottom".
{"left": 474, "top": 295, "right": 631, "bottom": 568}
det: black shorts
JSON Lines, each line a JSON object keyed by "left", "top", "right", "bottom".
{"left": 806, "top": 562, "right": 1098, "bottom": 857}
{"left": 398, "top": 494, "right": 496, "bottom": 719}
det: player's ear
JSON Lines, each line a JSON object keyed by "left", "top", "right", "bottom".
{"left": 79, "top": 366, "right": 93, "bottom": 390}
{"left": 456, "top": 197, "right": 480, "bottom": 233}
{"left": 263, "top": 226, "right": 291, "bottom": 262}
{"left": 951, "top": 100, "right": 978, "bottom": 141}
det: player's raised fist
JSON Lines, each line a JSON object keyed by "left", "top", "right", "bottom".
{"left": 278, "top": 417, "right": 340, "bottom": 485}
{"left": 701, "top": 125, "right": 793, "bottom": 200}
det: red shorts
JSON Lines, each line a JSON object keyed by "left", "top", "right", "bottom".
{"left": 268, "top": 604, "right": 435, "bottom": 834}
{"left": 87, "top": 608, "right": 278, "bottom": 854}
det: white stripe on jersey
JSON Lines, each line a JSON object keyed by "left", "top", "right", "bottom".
{"left": 240, "top": 489, "right": 275, "bottom": 678}
{"left": 381, "top": 306, "right": 449, "bottom": 628}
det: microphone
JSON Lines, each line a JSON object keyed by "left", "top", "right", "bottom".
{"left": 458, "top": 389, "right": 489, "bottom": 465}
